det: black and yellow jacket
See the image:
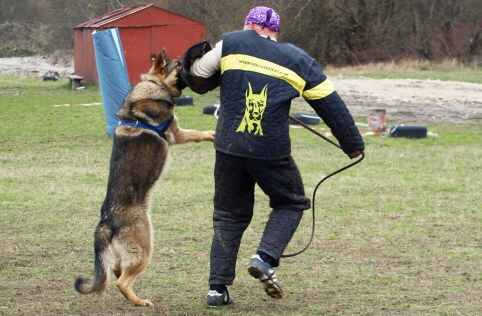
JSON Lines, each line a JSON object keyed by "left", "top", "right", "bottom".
{"left": 214, "top": 30, "right": 364, "bottom": 159}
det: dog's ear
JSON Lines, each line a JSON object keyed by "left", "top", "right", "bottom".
{"left": 150, "top": 49, "right": 168, "bottom": 76}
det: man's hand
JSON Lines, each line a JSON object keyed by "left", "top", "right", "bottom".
{"left": 349, "top": 150, "right": 364, "bottom": 159}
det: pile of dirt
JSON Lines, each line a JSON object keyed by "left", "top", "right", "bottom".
{"left": 0, "top": 51, "right": 74, "bottom": 78}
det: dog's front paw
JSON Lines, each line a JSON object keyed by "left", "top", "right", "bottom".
{"left": 204, "top": 130, "right": 215, "bottom": 142}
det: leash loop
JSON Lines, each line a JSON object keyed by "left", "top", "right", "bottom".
{"left": 281, "top": 115, "right": 364, "bottom": 258}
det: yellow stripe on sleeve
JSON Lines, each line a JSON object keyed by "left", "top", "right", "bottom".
{"left": 302, "top": 79, "right": 335, "bottom": 100}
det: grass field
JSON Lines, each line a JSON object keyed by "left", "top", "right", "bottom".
{"left": 0, "top": 73, "right": 481, "bottom": 315}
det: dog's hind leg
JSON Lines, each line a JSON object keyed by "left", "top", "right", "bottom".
{"left": 113, "top": 227, "right": 154, "bottom": 307}
{"left": 116, "top": 262, "right": 153, "bottom": 307}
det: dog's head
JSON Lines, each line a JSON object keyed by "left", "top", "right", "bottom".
{"left": 117, "top": 50, "right": 183, "bottom": 124}
{"left": 145, "top": 49, "right": 183, "bottom": 98}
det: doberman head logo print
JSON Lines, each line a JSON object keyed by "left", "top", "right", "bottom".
{"left": 236, "top": 82, "right": 268, "bottom": 135}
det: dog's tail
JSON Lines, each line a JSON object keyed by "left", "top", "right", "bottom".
{"left": 74, "top": 224, "right": 112, "bottom": 294}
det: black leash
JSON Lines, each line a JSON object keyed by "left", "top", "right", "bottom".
{"left": 281, "top": 115, "right": 365, "bottom": 258}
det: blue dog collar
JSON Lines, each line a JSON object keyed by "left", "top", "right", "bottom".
{"left": 118, "top": 116, "right": 174, "bottom": 140}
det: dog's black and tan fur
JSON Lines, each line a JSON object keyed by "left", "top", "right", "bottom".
{"left": 74, "top": 51, "right": 214, "bottom": 307}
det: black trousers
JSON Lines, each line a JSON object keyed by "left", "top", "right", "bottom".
{"left": 209, "top": 151, "right": 310, "bottom": 286}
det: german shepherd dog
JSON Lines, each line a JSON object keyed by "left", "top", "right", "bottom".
{"left": 74, "top": 50, "right": 214, "bottom": 307}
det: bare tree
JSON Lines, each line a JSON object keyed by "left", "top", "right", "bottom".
{"left": 0, "top": 0, "right": 480, "bottom": 63}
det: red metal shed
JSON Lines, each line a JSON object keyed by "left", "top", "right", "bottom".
{"left": 73, "top": 4, "right": 205, "bottom": 84}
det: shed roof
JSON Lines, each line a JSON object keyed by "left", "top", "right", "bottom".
{"left": 75, "top": 4, "right": 151, "bottom": 28}
{"left": 74, "top": 3, "right": 200, "bottom": 29}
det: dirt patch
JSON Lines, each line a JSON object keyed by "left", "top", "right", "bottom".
{"left": 330, "top": 76, "right": 482, "bottom": 124}
{"left": 1, "top": 55, "right": 481, "bottom": 124}
{"left": 0, "top": 51, "right": 74, "bottom": 78}
{"left": 293, "top": 76, "right": 482, "bottom": 125}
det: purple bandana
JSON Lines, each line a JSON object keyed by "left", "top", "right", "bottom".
{"left": 244, "top": 6, "right": 280, "bottom": 32}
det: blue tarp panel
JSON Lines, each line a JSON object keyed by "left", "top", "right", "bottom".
{"left": 92, "top": 28, "right": 131, "bottom": 135}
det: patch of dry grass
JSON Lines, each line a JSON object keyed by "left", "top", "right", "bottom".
{"left": 327, "top": 58, "right": 468, "bottom": 72}
{"left": 325, "top": 58, "right": 482, "bottom": 84}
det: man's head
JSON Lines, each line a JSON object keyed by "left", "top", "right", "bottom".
{"left": 244, "top": 6, "right": 280, "bottom": 33}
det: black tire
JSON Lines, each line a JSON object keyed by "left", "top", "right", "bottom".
{"left": 289, "top": 114, "right": 321, "bottom": 125}
{"left": 203, "top": 104, "right": 219, "bottom": 115}
{"left": 176, "top": 96, "right": 194, "bottom": 106}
